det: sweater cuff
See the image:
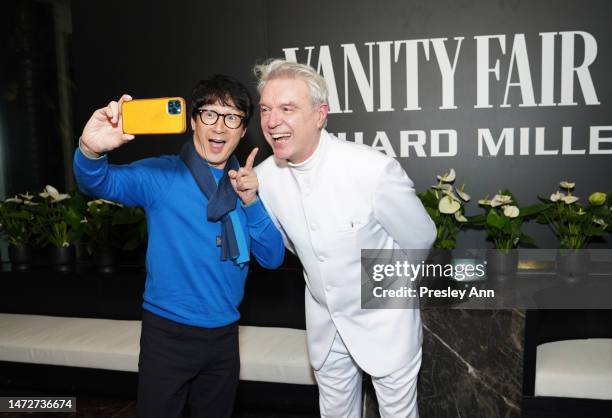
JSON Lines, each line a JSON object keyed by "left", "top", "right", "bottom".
{"left": 74, "top": 145, "right": 108, "bottom": 172}
{"left": 241, "top": 197, "right": 269, "bottom": 224}
{"left": 78, "top": 137, "right": 106, "bottom": 160}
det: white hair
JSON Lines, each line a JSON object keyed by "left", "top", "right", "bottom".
{"left": 253, "top": 59, "right": 329, "bottom": 108}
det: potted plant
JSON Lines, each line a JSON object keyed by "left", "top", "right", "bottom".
{"left": 537, "top": 181, "right": 611, "bottom": 280}
{"left": 81, "top": 199, "right": 146, "bottom": 273}
{"left": 418, "top": 168, "right": 471, "bottom": 271}
{"left": 37, "top": 185, "right": 86, "bottom": 272}
{"left": 0, "top": 193, "right": 44, "bottom": 271}
{"left": 473, "top": 190, "right": 547, "bottom": 276}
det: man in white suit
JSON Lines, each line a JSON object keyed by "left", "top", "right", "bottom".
{"left": 251, "top": 59, "right": 436, "bottom": 417}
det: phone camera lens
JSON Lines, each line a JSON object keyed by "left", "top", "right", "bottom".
{"left": 168, "top": 100, "right": 181, "bottom": 114}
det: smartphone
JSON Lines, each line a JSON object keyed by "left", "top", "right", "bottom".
{"left": 122, "top": 97, "right": 187, "bottom": 135}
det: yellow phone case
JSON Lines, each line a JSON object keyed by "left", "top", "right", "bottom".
{"left": 122, "top": 97, "right": 187, "bottom": 135}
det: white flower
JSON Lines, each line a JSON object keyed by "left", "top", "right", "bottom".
{"left": 503, "top": 205, "right": 520, "bottom": 218}
{"left": 559, "top": 181, "right": 575, "bottom": 190}
{"left": 80, "top": 218, "right": 88, "bottom": 224}
{"left": 593, "top": 217, "right": 608, "bottom": 228}
{"left": 561, "top": 195, "right": 579, "bottom": 204}
{"left": 5, "top": 196, "right": 23, "bottom": 204}
{"left": 478, "top": 198, "right": 492, "bottom": 206}
{"left": 100, "top": 198, "right": 122, "bottom": 207}
{"left": 23, "top": 201, "right": 40, "bottom": 206}
{"left": 431, "top": 183, "right": 453, "bottom": 191}
{"left": 550, "top": 191, "right": 565, "bottom": 202}
{"left": 439, "top": 195, "right": 461, "bottom": 214}
{"left": 441, "top": 188, "right": 462, "bottom": 202}
{"left": 454, "top": 211, "right": 468, "bottom": 222}
{"left": 436, "top": 168, "right": 456, "bottom": 183}
{"left": 43, "top": 185, "right": 70, "bottom": 202}
{"left": 576, "top": 208, "right": 586, "bottom": 216}
{"left": 491, "top": 194, "right": 513, "bottom": 207}
{"left": 88, "top": 198, "right": 122, "bottom": 207}
{"left": 61, "top": 241, "right": 69, "bottom": 248}
{"left": 19, "top": 192, "right": 34, "bottom": 200}
{"left": 455, "top": 185, "right": 470, "bottom": 202}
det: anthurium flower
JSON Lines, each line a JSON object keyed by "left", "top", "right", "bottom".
{"left": 5, "top": 196, "right": 23, "bottom": 204}
{"left": 88, "top": 198, "right": 122, "bottom": 207}
{"left": 588, "top": 192, "right": 606, "bottom": 206}
{"left": 439, "top": 195, "right": 461, "bottom": 214}
{"left": 100, "top": 198, "right": 122, "bottom": 206}
{"left": 559, "top": 181, "right": 575, "bottom": 190}
{"left": 561, "top": 195, "right": 579, "bottom": 204}
{"left": 593, "top": 217, "right": 608, "bottom": 228}
{"left": 436, "top": 168, "right": 456, "bottom": 183}
{"left": 455, "top": 184, "right": 471, "bottom": 202}
{"left": 441, "top": 189, "right": 461, "bottom": 202}
{"left": 550, "top": 191, "right": 565, "bottom": 202}
{"left": 478, "top": 197, "right": 492, "bottom": 206}
{"left": 491, "top": 194, "right": 513, "bottom": 207}
{"left": 41, "top": 185, "right": 70, "bottom": 202}
{"left": 19, "top": 192, "right": 34, "bottom": 200}
{"left": 431, "top": 183, "right": 453, "bottom": 191}
{"left": 454, "top": 211, "right": 468, "bottom": 222}
{"left": 503, "top": 205, "right": 520, "bottom": 218}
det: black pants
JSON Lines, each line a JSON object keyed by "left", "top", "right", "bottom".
{"left": 137, "top": 310, "right": 240, "bottom": 418}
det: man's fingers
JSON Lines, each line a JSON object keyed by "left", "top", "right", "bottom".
{"left": 244, "top": 147, "right": 259, "bottom": 170}
{"left": 102, "top": 106, "right": 114, "bottom": 120}
{"left": 118, "top": 94, "right": 133, "bottom": 105}
{"left": 108, "top": 101, "right": 119, "bottom": 123}
{"left": 228, "top": 170, "right": 238, "bottom": 179}
{"left": 122, "top": 134, "right": 135, "bottom": 141}
{"left": 236, "top": 176, "right": 258, "bottom": 191}
{"left": 117, "top": 94, "right": 132, "bottom": 119}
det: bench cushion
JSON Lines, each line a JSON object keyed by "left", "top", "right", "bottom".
{"left": 535, "top": 338, "right": 612, "bottom": 400}
{"left": 239, "top": 325, "right": 315, "bottom": 385}
{"left": 0, "top": 313, "right": 140, "bottom": 372}
{"left": 0, "top": 314, "right": 315, "bottom": 385}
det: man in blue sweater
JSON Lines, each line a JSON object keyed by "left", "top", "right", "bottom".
{"left": 73, "top": 75, "right": 285, "bottom": 418}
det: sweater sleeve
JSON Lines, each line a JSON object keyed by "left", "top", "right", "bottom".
{"left": 241, "top": 197, "right": 285, "bottom": 269}
{"left": 73, "top": 147, "right": 175, "bottom": 209}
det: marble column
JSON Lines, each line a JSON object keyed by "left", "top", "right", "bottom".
{"left": 364, "top": 309, "right": 525, "bottom": 418}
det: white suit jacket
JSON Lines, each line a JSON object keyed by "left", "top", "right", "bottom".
{"left": 255, "top": 130, "right": 436, "bottom": 377}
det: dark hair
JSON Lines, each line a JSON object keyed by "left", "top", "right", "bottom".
{"left": 190, "top": 74, "right": 253, "bottom": 126}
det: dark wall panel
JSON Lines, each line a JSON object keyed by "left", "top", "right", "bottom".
{"left": 71, "top": 0, "right": 612, "bottom": 248}
{"left": 71, "top": 0, "right": 269, "bottom": 164}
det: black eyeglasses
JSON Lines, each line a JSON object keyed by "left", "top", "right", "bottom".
{"left": 196, "top": 109, "right": 244, "bottom": 129}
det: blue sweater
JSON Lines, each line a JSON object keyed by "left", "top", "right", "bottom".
{"left": 73, "top": 148, "right": 284, "bottom": 328}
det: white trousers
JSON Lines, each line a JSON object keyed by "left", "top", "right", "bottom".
{"left": 314, "top": 332, "right": 421, "bottom": 418}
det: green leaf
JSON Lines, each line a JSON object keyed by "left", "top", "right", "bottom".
{"left": 486, "top": 210, "right": 507, "bottom": 230}
{"left": 520, "top": 203, "right": 549, "bottom": 217}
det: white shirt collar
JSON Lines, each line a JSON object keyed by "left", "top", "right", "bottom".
{"left": 288, "top": 130, "right": 327, "bottom": 172}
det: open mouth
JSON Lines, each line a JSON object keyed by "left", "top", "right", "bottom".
{"left": 270, "top": 133, "right": 291, "bottom": 144}
{"left": 208, "top": 138, "right": 226, "bottom": 153}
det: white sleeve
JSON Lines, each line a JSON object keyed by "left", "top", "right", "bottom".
{"left": 373, "top": 158, "right": 436, "bottom": 250}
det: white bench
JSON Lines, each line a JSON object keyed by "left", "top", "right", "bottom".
{"left": 535, "top": 338, "right": 612, "bottom": 400}
{"left": 0, "top": 313, "right": 316, "bottom": 386}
